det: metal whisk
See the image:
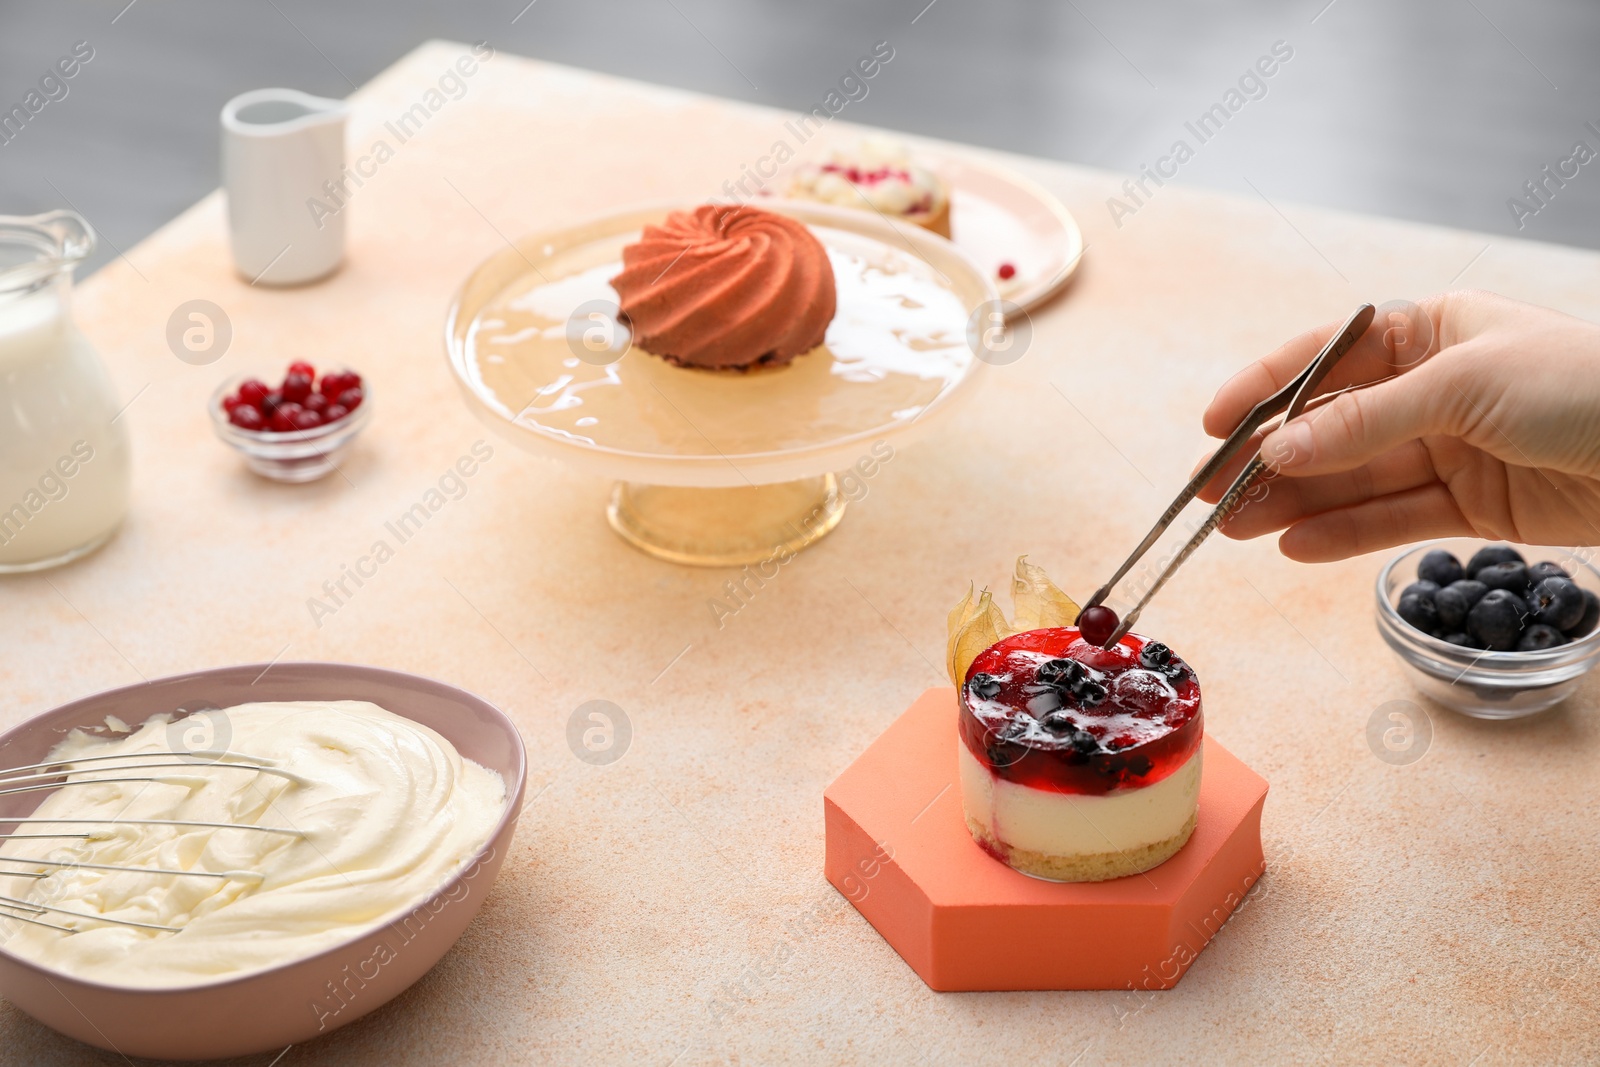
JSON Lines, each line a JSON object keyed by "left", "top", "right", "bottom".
{"left": 0, "top": 748, "right": 309, "bottom": 935}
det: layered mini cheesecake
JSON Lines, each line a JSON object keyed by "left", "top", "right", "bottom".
{"left": 959, "top": 627, "right": 1203, "bottom": 882}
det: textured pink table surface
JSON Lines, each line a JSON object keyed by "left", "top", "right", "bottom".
{"left": 4, "top": 40, "right": 1599, "bottom": 1066}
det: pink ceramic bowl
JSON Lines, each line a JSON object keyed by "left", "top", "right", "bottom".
{"left": 0, "top": 663, "right": 526, "bottom": 1061}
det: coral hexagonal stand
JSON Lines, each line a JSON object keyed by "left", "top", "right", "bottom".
{"left": 824, "top": 688, "right": 1269, "bottom": 992}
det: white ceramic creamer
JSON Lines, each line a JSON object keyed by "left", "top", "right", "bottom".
{"left": 221, "top": 88, "right": 349, "bottom": 285}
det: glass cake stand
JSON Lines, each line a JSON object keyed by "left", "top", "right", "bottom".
{"left": 444, "top": 199, "right": 998, "bottom": 566}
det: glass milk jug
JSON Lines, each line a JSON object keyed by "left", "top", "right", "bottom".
{"left": 0, "top": 211, "right": 131, "bottom": 571}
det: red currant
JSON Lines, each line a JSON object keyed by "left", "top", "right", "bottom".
{"left": 229, "top": 404, "right": 265, "bottom": 431}
{"left": 281, "top": 372, "right": 313, "bottom": 404}
{"left": 269, "top": 402, "right": 303, "bottom": 433}
{"left": 261, "top": 391, "right": 283, "bottom": 416}
{"left": 1076, "top": 605, "right": 1119, "bottom": 648}
{"left": 336, "top": 386, "right": 364, "bottom": 411}
{"left": 323, "top": 403, "right": 350, "bottom": 423}
{"left": 238, "top": 379, "right": 270, "bottom": 407}
{"left": 223, "top": 394, "right": 244, "bottom": 413}
{"left": 303, "top": 392, "right": 329, "bottom": 414}
{"left": 321, "top": 371, "right": 363, "bottom": 398}
{"left": 288, "top": 360, "right": 316, "bottom": 379}
{"left": 997, "top": 262, "right": 1017, "bottom": 281}
{"left": 289, "top": 408, "right": 323, "bottom": 431}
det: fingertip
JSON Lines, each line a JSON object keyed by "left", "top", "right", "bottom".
{"left": 1192, "top": 460, "right": 1223, "bottom": 503}
{"left": 1277, "top": 506, "right": 1364, "bottom": 562}
{"left": 1202, "top": 361, "right": 1278, "bottom": 439}
{"left": 1260, "top": 422, "right": 1313, "bottom": 472}
{"left": 1276, "top": 485, "right": 1470, "bottom": 563}
{"left": 1216, "top": 517, "right": 1252, "bottom": 541}
{"left": 1277, "top": 524, "right": 1339, "bottom": 563}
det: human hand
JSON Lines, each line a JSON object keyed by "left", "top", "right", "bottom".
{"left": 1198, "top": 290, "right": 1600, "bottom": 561}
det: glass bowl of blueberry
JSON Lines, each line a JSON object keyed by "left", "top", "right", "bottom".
{"left": 1376, "top": 539, "right": 1600, "bottom": 719}
{"left": 209, "top": 361, "right": 370, "bottom": 483}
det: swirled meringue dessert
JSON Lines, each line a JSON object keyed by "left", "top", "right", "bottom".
{"left": 0, "top": 701, "right": 506, "bottom": 988}
{"left": 610, "top": 204, "right": 837, "bottom": 370}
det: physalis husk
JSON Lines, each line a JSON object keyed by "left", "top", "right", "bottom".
{"left": 945, "top": 557, "right": 1082, "bottom": 686}
{"left": 1011, "top": 555, "right": 1081, "bottom": 631}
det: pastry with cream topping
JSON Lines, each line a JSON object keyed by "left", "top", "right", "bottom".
{"left": 787, "top": 138, "right": 951, "bottom": 238}
{"left": 948, "top": 559, "right": 1202, "bottom": 882}
{"left": 610, "top": 204, "right": 836, "bottom": 370}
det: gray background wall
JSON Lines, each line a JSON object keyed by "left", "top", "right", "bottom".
{"left": 2, "top": 0, "right": 1597, "bottom": 276}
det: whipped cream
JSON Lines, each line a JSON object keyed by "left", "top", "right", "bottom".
{"left": 0, "top": 701, "right": 506, "bottom": 988}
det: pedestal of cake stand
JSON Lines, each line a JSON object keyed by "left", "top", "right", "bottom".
{"left": 606, "top": 474, "right": 847, "bottom": 567}
{"left": 824, "top": 689, "right": 1269, "bottom": 992}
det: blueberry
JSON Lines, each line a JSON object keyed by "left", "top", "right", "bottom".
{"left": 1477, "top": 561, "right": 1530, "bottom": 595}
{"left": 1401, "top": 580, "right": 1441, "bottom": 601}
{"left": 1434, "top": 585, "right": 1471, "bottom": 631}
{"left": 1140, "top": 641, "right": 1174, "bottom": 669}
{"left": 1036, "top": 658, "right": 1081, "bottom": 688}
{"left": 1529, "top": 576, "right": 1586, "bottom": 632}
{"left": 1445, "top": 579, "right": 1488, "bottom": 608}
{"left": 1528, "top": 561, "right": 1571, "bottom": 585}
{"left": 1137, "top": 641, "right": 1188, "bottom": 681}
{"left": 1417, "top": 549, "right": 1464, "bottom": 587}
{"left": 1397, "top": 591, "right": 1439, "bottom": 633}
{"left": 1073, "top": 680, "right": 1109, "bottom": 708}
{"left": 1042, "top": 710, "right": 1076, "bottom": 733}
{"left": 1517, "top": 624, "right": 1568, "bottom": 651}
{"left": 967, "top": 673, "right": 1002, "bottom": 700}
{"left": 1037, "top": 657, "right": 1108, "bottom": 708}
{"left": 1069, "top": 729, "right": 1099, "bottom": 755}
{"left": 1467, "top": 544, "right": 1525, "bottom": 577}
{"left": 999, "top": 717, "right": 1030, "bottom": 742}
{"left": 1567, "top": 589, "right": 1600, "bottom": 639}
{"left": 1443, "top": 631, "right": 1480, "bottom": 648}
{"left": 987, "top": 717, "right": 1031, "bottom": 764}
{"left": 1467, "top": 589, "right": 1530, "bottom": 651}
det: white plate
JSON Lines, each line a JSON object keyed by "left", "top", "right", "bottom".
{"left": 768, "top": 152, "right": 1084, "bottom": 319}
{"left": 934, "top": 155, "right": 1085, "bottom": 317}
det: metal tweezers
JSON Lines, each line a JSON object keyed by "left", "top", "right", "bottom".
{"left": 1083, "top": 302, "right": 1377, "bottom": 645}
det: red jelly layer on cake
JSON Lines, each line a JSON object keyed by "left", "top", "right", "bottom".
{"left": 959, "top": 627, "right": 1202, "bottom": 795}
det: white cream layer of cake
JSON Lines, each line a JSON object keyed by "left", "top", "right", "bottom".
{"left": 958, "top": 743, "right": 1201, "bottom": 857}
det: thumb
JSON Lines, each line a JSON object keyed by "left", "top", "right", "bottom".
{"left": 1258, "top": 367, "right": 1453, "bottom": 476}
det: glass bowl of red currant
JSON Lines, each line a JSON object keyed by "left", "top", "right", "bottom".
{"left": 1376, "top": 538, "right": 1600, "bottom": 719}
{"left": 209, "top": 361, "right": 371, "bottom": 482}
